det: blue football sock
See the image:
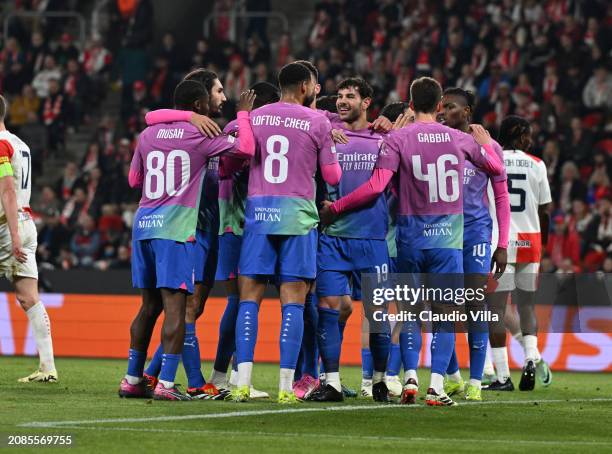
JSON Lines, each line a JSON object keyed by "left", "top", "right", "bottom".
{"left": 127, "top": 349, "right": 146, "bottom": 378}
{"left": 159, "top": 353, "right": 181, "bottom": 384}
{"left": 430, "top": 321, "right": 455, "bottom": 376}
{"left": 182, "top": 323, "right": 205, "bottom": 389}
{"left": 235, "top": 301, "right": 259, "bottom": 365}
{"left": 280, "top": 304, "right": 305, "bottom": 369}
{"left": 369, "top": 332, "right": 390, "bottom": 373}
{"left": 213, "top": 294, "right": 239, "bottom": 372}
{"left": 361, "top": 348, "right": 373, "bottom": 380}
{"left": 300, "top": 292, "right": 319, "bottom": 377}
{"left": 446, "top": 347, "right": 460, "bottom": 375}
{"left": 468, "top": 331, "right": 489, "bottom": 381}
{"left": 338, "top": 320, "right": 347, "bottom": 358}
{"left": 387, "top": 342, "right": 401, "bottom": 376}
{"left": 316, "top": 307, "right": 341, "bottom": 373}
{"left": 399, "top": 320, "right": 422, "bottom": 371}
{"left": 144, "top": 343, "right": 163, "bottom": 377}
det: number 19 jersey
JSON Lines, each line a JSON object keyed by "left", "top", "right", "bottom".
{"left": 246, "top": 102, "right": 338, "bottom": 235}
{"left": 130, "top": 121, "right": 240, "bottom": 243}
{"left": 502, "top": 149, "right": 551, "bottom": 263}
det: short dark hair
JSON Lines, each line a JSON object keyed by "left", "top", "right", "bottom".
{"left": 316, "top": 95, "right": 338, "bottom": 113}
{"left": 410, "top": 77, "right": 442, "bottom": 113}
{"left": 443, "top": 87, "right": 475, "bottom": 111}
{"left": 184, "top": 68, "right": 218, "bottom": 93}
{"left": 498, "top": 115, "right": 531, "bottom": 149}
{"left": 278, "top": 62, "right": 312, "bottom": 90}
{"left": 380, "top": 102, "right": 409, "bottom": 122}
{"left": 294, "top": 59, "right": 318, "bottom": 80}
{"left": 337, "top": 77, "right": 373, "bottom": 100}
{"left": 250, "top": 81, "right": 280, "bottom": 108}
{"left": 0, "top": 95, "right": 6, "bottom": 122}
{"left": 174, "top": 79, "right": 208, "bottom": 109}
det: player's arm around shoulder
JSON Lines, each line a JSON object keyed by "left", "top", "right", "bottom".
{"left": 0, "top": 140, "right": 25, "bottom": 263}
{"left": 316, "top": 115, "right": 342, "bottom": 186}
{"left": 128, "top": 139, "right": 144, "bottom": 189}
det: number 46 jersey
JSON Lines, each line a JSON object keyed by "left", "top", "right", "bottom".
{"left": 496, "top": 149, "right": 551, "bottom": 263}
{"left": 0, "top": 131, "right": 32, "bottom": 216}
{"left": 246, "top": 102, "right": 337, "bottom": 235}
{"left": 130, "top": 121, "right": 242, "bottom": 243}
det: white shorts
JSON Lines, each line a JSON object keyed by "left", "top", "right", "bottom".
{"left": 0, "top": 216, "right": 38, "bottom": 281}
{"left": 495, "top": 262, "right": 539, "bottom": 293}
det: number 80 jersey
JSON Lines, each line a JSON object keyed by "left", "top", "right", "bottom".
{"left": 0, "top": 131, "right": 32, "bottom": 217}
{"left": 499, "top": 149, "right": 551, "bottom": 263}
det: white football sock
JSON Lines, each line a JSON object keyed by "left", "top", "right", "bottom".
{"left": 159, "top": 379, "right": 173, "bottom": 389}
{"left": 430, "top": 373, "right": 445, "bottom": 394}
{"left": 125, "top": 374, "right": 142, "bottom": 385}
{"left": 210, "top": 369, "right": 227, "bottom": 387}
{"left": 483, "top": 347, "right": 495, "bottom": 376}
{"left": 325, "top": 372, "right": 342, "bottom": 392}
{"left": 448, "top": 370, "right": 462, "bottom": 382}
{"left": 237, "top": 362, "right": 252, "bottom": 388}
{"left": 405, "top": 369, "right": 418, "bottom": 384}
{"left": 229, "top": 368, "right": 238, "bottom": 386}
{"left": 469, "top": 378, "right": 481, "bottom": 388}
{"left": 372, "top": 371, "right": 385, "bottom": 385}
{"left": 279, "top": 368, "right": 295, "bottom": 393}
{"left": 491, "top": 347, "right": 511, "bottom": 383}
{"left": 522, "top": 335, "right": 541, "bottom": 363}
{"left": 26, "top": 302, "right": 56, "bottom": 373}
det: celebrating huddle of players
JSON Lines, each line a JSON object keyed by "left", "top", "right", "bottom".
{"left": 119, "top": 59, "right": 553, "bottom": 406}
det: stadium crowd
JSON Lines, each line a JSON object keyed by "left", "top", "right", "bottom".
{"left": 0, "top": 0, "right": 610, "bottom": 272}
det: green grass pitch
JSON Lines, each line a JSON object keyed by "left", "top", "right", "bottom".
{"left": 1, "top": 357, "right": 611, "bottom": 453}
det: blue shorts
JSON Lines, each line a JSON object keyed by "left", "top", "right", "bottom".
{"left": 463, "top": 242, "right": 491, "bottom": 274}
{"left": 132, "top": 239, "right": 195, "bottom": 293}
{"left": 316, "top": 235, "right": 389, "bottom": 300}
{"left": 194, "top": 229, "right": 218, "bottom": 286}
{"left": 389, "top": 256, "right": 399, "bottom": 274}
{"left": 239, "top": 229, "right": 318, "bottom": 281}
{"left": 396, "top": 243, "right": 463, "bottom": 274}
{"left": 215, "top": 232, "right": 242, "bottom": 281}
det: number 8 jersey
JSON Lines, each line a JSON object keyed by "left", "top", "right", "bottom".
{"left": 0, "top": 131, "right": 32, "bottom": 216}
{"left": 500, "top": 149, "right": 551, "bottom": 263}
{"left": 246, "top": 102, "right": 337, "bottom": 235}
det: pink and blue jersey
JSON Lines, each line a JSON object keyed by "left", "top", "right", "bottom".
{"left": 246, "top": 102, "right": 338, "bottom": 235}
{"left": 218, "top": 120, "right": 249, "bottom": 236}
{"left": 376, "top": 121, "right": 501, "bottom": 250}
{"left": 325, "top": 128, "right": 387, "bottom": 240}
{"left": 463, "top": 139, "right": 505, "bottom": 247}
{"left": 130, "top": 121, "right": 242, "bottom": 243}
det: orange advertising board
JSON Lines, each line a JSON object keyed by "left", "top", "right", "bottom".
{"left": 0, "top": 293, "right": 610, "bottom": 371}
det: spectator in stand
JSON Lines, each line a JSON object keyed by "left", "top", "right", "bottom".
{"left": 32, "top": 55, "right": 62, "bottom": 98}
{"left": 547, "top": 215, "right": 581, "bottom": 268}
{"left": 588, "top": 152, "right": 611, "bottom": 193}
{"left": 224, "top": 54, "right": 251, "bottom": 101}
{"left": 8, "top": 84, "right": 40, "bottom": 129}
{"left": 3, "top": 59, "right": 29, "bottom": 96}
{"left": 80, "top": 142, "right": 105, "bottom": 174}
{"left": 147, "top": 55, "right": 175, "bottom": 110}
{"left": 158, "top": 32, "right": 186, "bottom": 74}
{"left": 56, "top": 161, "right": 81, "bottom": 201}
{"left": 41, "top": 78, "right": 66, "bottom": 151}
{"left": 63, "top": 58, "right": 93, "bottom": 129}
{"left": 81, "top": 34, "right": 112, "bottom": 78}
{"left": 563, "top": 117, "right": 594, "bottom": 166}
{"left": 37, "top": 208, "right": 71, "bottom": 269}
{"left": 26, "top": 31, "right": 50, "bottom": 77}
{"left": 35, "top": 185, "right": 62, "bottom": 215}
{"left": 557, "top": 161, "right": 588, "bottom": 213}
{"left": 54, "top": 33, "right": 79, "bottom": 67}
{"left": 70, "top": 213, "right": 101, "bottom": 267}
{"left": 582, "top": 64, "right": 612, "bottom": 111}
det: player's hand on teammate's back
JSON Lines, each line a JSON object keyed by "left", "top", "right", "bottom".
{"left": 331, "top": 129, "right": 349, "bottom": 144}
{"left": 370, "top": 115, "right": 393, "bottom": 133}
{"left": 319, "top": 200, "right": 336, "bottom": 226}
{"left": 11, "top": 235, "right": 26, "bottom": 263}
{"left": 190, "top": 113, "right": 222, "bottom": 137}
{"left": 491, "top": 247, "right": 507, "bottom": 279}
{"left": 469, "top": 124, "right": 492, "bottom": 146}
{"left": 237, "top": 90, "right": 257, "bottom": 112}
{"left": 393, "top": 113, "right": 412, "bottom": 130}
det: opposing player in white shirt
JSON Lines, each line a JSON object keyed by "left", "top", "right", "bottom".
{"left": 485, "top": 115, "right": 552, "bottom": 392}
{"left": 0, "top": 95, "right": 57, "bottom": 382}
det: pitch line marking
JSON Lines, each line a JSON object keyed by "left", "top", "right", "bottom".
{"left": 19, "top": 425, "right": 612, "bottom": 447}
{"left": 19, "top": 398, "right": 612, "bottom": 428}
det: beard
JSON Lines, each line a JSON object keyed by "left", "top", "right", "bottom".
{"left": 303, "top": 93, "right": 316, "bottom": 108}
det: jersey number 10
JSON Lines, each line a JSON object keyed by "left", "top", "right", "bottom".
{"left": 412, "top": 154, "right": 460, "bottom": 203}
{"left": 145, "top": 150, "right": 190, "bottom": 199}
